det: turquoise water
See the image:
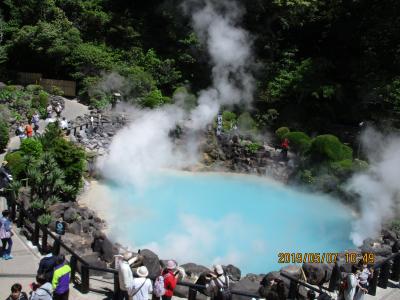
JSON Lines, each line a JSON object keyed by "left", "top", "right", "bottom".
{"left": 106, "top": 172, "right": 354, "bottom": 274}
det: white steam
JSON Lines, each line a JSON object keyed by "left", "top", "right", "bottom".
{"left": 98, "top": 0, "right": 256, "bottom": 187}
{"left": 348, "top": 128, "right": 400, "bottom": 246}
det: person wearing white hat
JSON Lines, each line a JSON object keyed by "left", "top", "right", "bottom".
{"left": 128, "top": 266, "right": 152, "bottom": 300}
{"left": 118, "top": 252, "right": 134, "bottom": 300}
{"left": 206, "top": 264, "right": 231, "bottom": 300}
{"left": 160, "top": 260, "right": 178, "bottom": 300}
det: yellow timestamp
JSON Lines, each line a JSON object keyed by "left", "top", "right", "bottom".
{"left": 278, "top": 252, "right": 339, "bottom": 264}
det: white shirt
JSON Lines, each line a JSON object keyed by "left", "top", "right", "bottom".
{"left": 131, "top": 277, "right": 152, "bottom": 300}
{"left": 344, "top": 273, "right": 357, "bottom": 300}
{"left": 118, "top": 261, "right": 134, "bottom": 291}
{"left": 60, "top": 120, "right": 68, "bottom": 129}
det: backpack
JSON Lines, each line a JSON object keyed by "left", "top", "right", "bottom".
{"left": 214, "top": 275, "right": 231, "bottom": 300}
{"left": 153, "top": 275, "right": 165, "bottom": 297}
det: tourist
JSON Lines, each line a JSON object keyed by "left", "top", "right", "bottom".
{"left": 37, "top": 247, "right": 57, "bottom": 282}
{"left": 206, "top": 264, "right": 231, "bottom": 300}
{"left": 130, "top": 266, "right": 152, "bottom": 300}
{"left": 52, "top": 254, "right": 71, "bottom": 300}
{"left": 161, "top": 260, "right": 178, "bottom": 300}
{"left": 280, "top": 137, "right": 289, "bottom": 161}
{"left": 0, "top": 209, "right": 14, "bottom": 260}
{"left": 46, "top": 104, "right": 53, "bottom": 118}
{"left": 55, "top": 103, "right": 62, "bottom": 118}
{"left": 30, "top": 274, "right": 53, "bottom": 300}
{"left": 354, "top": 262, "right": 372, "bottom": 300}
{"left": 16, "top": 123, "right": 26, "bottom": 140}
{"left": 343, "top": 265, "right": 358, "bottom": 300}
{"left": 118, "top": 251, "right": 134, "bottom": 300}
{"left": 25, "top": 123, "right": 33, "bottom": 138}
{"left": 31, "top": 112, "right": 40, "bottom": 135}
{"left": 5, "top": 283, "right": 28, "bottom": 300}
{"left": 59, "top": 117, "right": 68, "bottom": 130}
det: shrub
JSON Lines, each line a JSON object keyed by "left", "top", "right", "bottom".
{"left": 141, "top": 89, "right": 171, "bottom": 108}
{"left": 352, "top": 159, "right": 369, "bottom": 173}
{"left": 173, "top": 86, "right": 197, "bottom": 111}
{"left": 237, "top": 112, "right": 257, "bottom": 132}
{"left": 282, "top": 131, "right": 312, "bottom": 153}
{"left": 4, "top": 151, "right": 25, "bottom": 179}
{"left": 20, "top": 138, "right": 43, "bottom": 158}
{"left": 38, "top": 213, "right": 53, "bottom": 225}
{"left": 222, "top": 111, "right": 237, "bottom": 130}
{"left": 26, "top": 84, "right": 44, "bottom": 94}
{"left": 50, "top": 85, "right": 64, "bottom": 96}
{"left": 300, "top": 169, "right": 314, "bottom": 184}
{"left": 0, "top": 119, "right": 9, "bottom": 152}
{"left": 330, "top": 159, "right": 353, "bottom": 177}
{"left": 275, "top": 127, "right": 290, "bottom": 139}
{"left": 310, "top": 134, "right": 353, "bottom": 162}
{"left": 38, "top": 91, "right": 49, "bottom": 108}
{"left": 245, "top": 142, "right": 262, "bottom": 153}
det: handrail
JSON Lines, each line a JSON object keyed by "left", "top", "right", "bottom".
{"left": 280, "top": 272, "right": 331, "bottom": 296}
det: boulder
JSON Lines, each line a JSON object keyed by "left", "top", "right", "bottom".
{"left": 67, "top": 222, "right": 81, "bottom": 235}
{"left": 100, "top": 237, "right": 119, "bottom": 262}
{"left": 382, "top": 229, "right": 398, "bottom": 242}
{"left": 77, "top": 253, "right": 107, "bottom": 276}
{"left": 280, "top": 264, "right": 302, "bottom": 280}
{"left": 302, "top": 263, "right": 332, "bottom": 285}
{"left": 181, "top": 263, "right": 210, "bottom": 279}
{"left": 140, "top": 249, "right": 161, "bottom": 278}
{"left": 63, "top": 207, "right": 78, "bottom": 223}
{"left": 361, "top": 241, "right": 392, "bottom": 257}
{"left": 232, "top": 274, "right": 263, "bottom": 300}
{"left": 224, "top": 264, "right": 241, "bottom": 281}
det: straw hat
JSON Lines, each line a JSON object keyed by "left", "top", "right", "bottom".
{"left": 166, "top": 260, "right": 177, "bottom": 270}
{"left": 137, "top": 266, "right": 149, "bottom": 277}
{"left": 213, "top": 264, "right": 224, "bottom": 276}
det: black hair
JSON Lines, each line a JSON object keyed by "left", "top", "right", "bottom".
{"left": 11, "top": 283, "right": 22, "bottom": 292}
{"left": 36, "top": 274, "right": 47, "bottom": 285}
{"left": 56, "top": 254, "right": 65, "bottom": 265}
{"left": 307, "top": 290, "right": 316, "bottom": 299}
{"left": 2, "top": 209, "right": 10, "bottom": 217}
{"left": 351, "top": 265, "right": 359, "bottom": 274}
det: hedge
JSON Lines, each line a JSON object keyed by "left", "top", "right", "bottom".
{"left": 310, "top": 134, "right": 353, "bottom": 161}
{"left": 282, "top": 131, "right": 312, "bottom": 153}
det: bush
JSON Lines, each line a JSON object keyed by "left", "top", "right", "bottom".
{"left": 237, "top": 112, "right": 257, "bottom": 132}
{"left": 20, "top": 138, "right": 43, "bottom": 158}
{"left": 300, "top": 169, "right": 314, "bottom": 184}
{"left": 50, "top": 85, "right": 64, "bottom": 96}
{"left": 0, "top": 119, "right": 9, "bottom": 152}
{"left": 275, "top": 127, "right": 290, "bottom": 139}
{"left": 38, "top": 91, "right": 49, "bottom": 108}
{"left": 282, "top": 131, "right": 312, "bottom": 153}
{"left": 173, "top": 86, "right": 197, "bottom": 111}
{"left": 330, "top": 159, "right": 353, "bottom": 177}
{"left": 4, "top": 151, "right": 25, "bottom": 179}
{"left": 38, "top": 213, "right": 53, "bottom": 225}
{"left": 245, "top": 142, "right": 262, "bottom": 153}
{"left": 26, "top": 84, "right": 44, "bottom": 94}
{"left": 310, "top": 134, "right": 353, "bottom": 162}
{"left": 141, "top": 89, "right": 171, "bottom": 108}
{"left": 222, "top": 111, "right": 237, "bottom": 130}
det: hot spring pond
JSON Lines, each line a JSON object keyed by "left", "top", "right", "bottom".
{"left": 104, "top": 172, "right": 354, "bottom": 274}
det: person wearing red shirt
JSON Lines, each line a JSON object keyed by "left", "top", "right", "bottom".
{"left": 162, "top": 260, "right": 178, "bottom": 300}
{"left": 280, "top": 138, "right": 289, "bottom": 160}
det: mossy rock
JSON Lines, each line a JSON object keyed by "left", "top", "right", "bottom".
{"left": 4, "top": 151, "right": 25, "bottom": 179}
{"left": 310, "top": 134, "right": 353, "bottom": 162}
{"left": 275, "top": 127, "right": 290, "bottom": 139}
{"left": 329, "top": 159, "right": 353, "bottom": 176}
{"left": 282, "top": 131, "right": 312, "bottom": 153}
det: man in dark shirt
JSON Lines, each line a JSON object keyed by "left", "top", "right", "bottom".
{"left": 37, "top": 248, "right": 57, "bottom": 282}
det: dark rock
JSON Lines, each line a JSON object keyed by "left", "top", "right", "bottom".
{"left": 63, "top": 207, "right": 78, "bottom": 223}
{"left": 382, "top": 229, "right": 398, "bottom": 242}
{"left": 67, "top": 222, "right": 81, "bottom": 235}
{"left": 0, "top": 82, "right": 6, "bottom": 90}
{"left": 302, "top": 263, "right": 332, "bottom": 285}
{"left": 100, "top": 237, "right": 119, "bottom": 262}
{"left": 232, "top": 274, "right": 263, "bottom": 300}
{"left": 224, "top": 264, "right": 241, "bottom": 281}
{"left": 280, "top": 265, "right": 302, "bottom": 280}
{"left": 140, "top": 249, "right": 161, "bottom": 278}
{"left": 77, "top": 253, "right": 107, "bottom": 276}
{"left": 361, "top": 242, "right": 392, "bottom": 257}
{"left": 181, "top": 263, "right": 210, "bottom": 278}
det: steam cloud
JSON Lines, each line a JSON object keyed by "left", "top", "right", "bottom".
{"left": 348, "top": 128, "right": 400, "bottom": 246}
{"left": 98, "top": 0, "right": 255, "bottom": 187}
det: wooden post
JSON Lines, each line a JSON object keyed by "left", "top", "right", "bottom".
{"left": 52, "top": 236, "right": 61, "bottom": 256}
{"left": 32, "top": 221, "right": 40, "bottom": 246}
{"left": 41, "top": 226, "right": 48, "bottom": 254}
{"left": 10, "top": 199, "right": 16, "bottom": 222}
{"left": 378, "top": 260, "right": 392, "bottom": 289}
{"left": 368, "top": 268, "right": 380, "bottom": 295}
{"left": 188, "top": 287, "right": 197, "bottom": 300}
{"left": 288, "top": 280, "right": 298, "bottom": 299}
{"left": 17, "top": 206, "right": 24, "bottom": 228}
{"left": 391, "top": 254, "right": 400, "bottom": 282}
{"left": 113, "top": 272, "right": 120, "bottom": 300}
{"left": 70, "top": 255, "right": 77, "bottom": 283}
{"left": 81, "top": 264, "right": 90, "bottom": 294}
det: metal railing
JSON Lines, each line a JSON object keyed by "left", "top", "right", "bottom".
{"left": 7, "top": 195, "right": 400, "bottom": 300}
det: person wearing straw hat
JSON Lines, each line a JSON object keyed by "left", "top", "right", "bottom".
{"left": 119, "top": 252, "right": 134, "bottom": 300}
{"left": 129, "top": 266, "right": 152, "bottom": 300}
{"left": 161, "top": 260, "right": 178, "bottom": 300}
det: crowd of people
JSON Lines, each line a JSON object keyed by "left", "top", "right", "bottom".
{"left": 14, "top": 102, "right": 68, "bottom": 141}
{"left": 340, "top": 261, "right": 374, "bottom": 300}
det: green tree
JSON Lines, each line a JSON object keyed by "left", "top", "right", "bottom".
{"left": 0, "top": 119, "right": 9, "bottom": 152}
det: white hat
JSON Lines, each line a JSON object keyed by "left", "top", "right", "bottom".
{"left": 137, "top": 266, "right": 149, "bottom": 277}
{"left": 166, "top": 260, "right": 177, "bottom": 269}
{"left": 213, "top": 264, "right": 224, "bottom": 276}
